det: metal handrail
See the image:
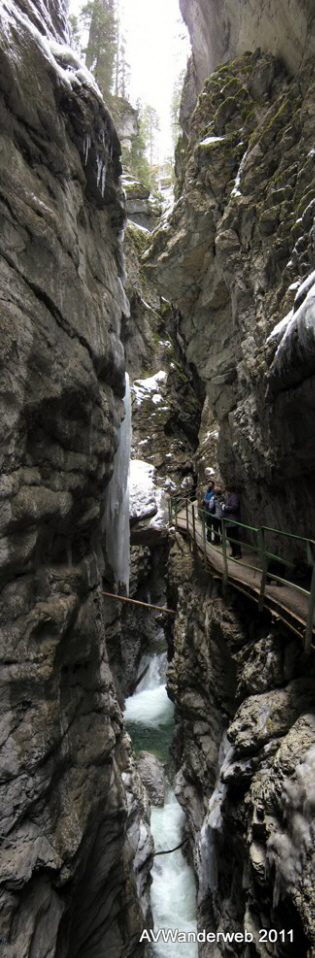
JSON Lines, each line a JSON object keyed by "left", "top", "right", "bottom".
{"left": 169, "top": 497, "right": 315, "bottom": 652}
{"left": 262, "top": 525, "right": 315, "bottom": 547}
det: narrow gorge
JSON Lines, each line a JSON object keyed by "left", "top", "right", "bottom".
{"left": 1, "top": 1, "right": 315, "bottom": 957}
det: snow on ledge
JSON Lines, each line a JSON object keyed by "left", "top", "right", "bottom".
{"left": 132, "top": 370, "right": 167, "bottom": 406}
{"left": 130, "top": 460, "right": 167, "bottom": 530}
{"left": 200, "top": 135, "right": 225, "bottom": 146}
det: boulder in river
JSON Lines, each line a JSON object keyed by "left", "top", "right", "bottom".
{"left": 137, "top": 751, "right": 165, "bottom": 806}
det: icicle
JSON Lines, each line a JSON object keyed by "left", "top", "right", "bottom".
{"left": 83, "top": 134, "right": 91, "bottom": 165}
{"left": 96, "top": 156, "right": 107, "bottom": 195}
{"left": 96, "top": 155, "right": 103, "bottom": 187}
{"left": 103, "top": 373, "right": 131, "bottom": 593}
{"left": 101, "top": 163, "right": 106, "bottom": 196}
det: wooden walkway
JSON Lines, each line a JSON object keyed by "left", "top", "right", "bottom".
{"left": 174, "top": 503, "right": 315, "bottom": 651}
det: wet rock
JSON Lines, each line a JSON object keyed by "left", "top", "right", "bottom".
{"left": 144, "top": 49, "right": 315, "bottom": 545}
{"left": 166, "top": 533, "right": 315, "bottom": 956}
{"left": 137, "top": 752, "right": 165, "bottom": 806}
{"left": 123, "top": 175, "right": 162, "bottom": 231}
{"left": 228, "top": 677, "right": 315, "bottom": 756}
{"left": 122, "top": 219, "right": 203, "bottom": 504}
{"left": 0, "top": 1, "right": 149, "bottom": 954}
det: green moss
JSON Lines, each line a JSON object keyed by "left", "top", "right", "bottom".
{"left": 125, "top": 220, "right": 150, "bottom": 256}
{"left": 257, "top": 97, "right": 293, "bottom": 153}
{"left": 278, "top": 199, "right": 294, "bottom": 222}
{"left": 221, "top": 77, "right": 243, "bottom": 97}
{"left": 268, "top": 185, "right": 294, "bottom": 206}
{"left": 124, "top": 181, "right": 150, "bottom": 200}
{"left": 281, "top": 211, "right": 296, "bottom": 233}
{"left": 216, "top": 52, "right": 257, "bottom": 75}
{"left": 236, "top": 64, "right": 258, "bottom": 75}
{"left": 190, "top": 51, "right": 259, "bottom": 143}
{"left": 170, "top": 359, "right": 189, "bottom": 384}
{"left": 214, "top": 88, "right": 251, "bottom": 130}
{"left": 271, "top": 163, "right": 298, "bottom": 191}
{"left": 258, "top": 205, "right": 280, "bottom": 233}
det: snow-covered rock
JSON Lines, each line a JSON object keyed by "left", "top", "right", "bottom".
{"left": 130, "top": 460, "right": 168, "bottom": 544}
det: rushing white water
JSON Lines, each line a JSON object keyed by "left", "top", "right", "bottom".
{"left": 137, "top": 651, "right": 168, "bottom": 691}
{"left": 125, "top": 683, "right": 174, "bottom": 728}
{"left": 149, "top": 792, "right": 198, "bottom": 957}
{"left": 124, "top": 648, "right": 197, "bottom": 956}
{"left": 124, "top": 653, "right": 174, "bottom": 728}
{"left": 103, "top": 372, "right": 131, "bottom": 592}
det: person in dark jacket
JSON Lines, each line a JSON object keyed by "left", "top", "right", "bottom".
{"left": 202, "top": 480, "right": 215, "bottom": 541}
{"left": 222, "top": 489, "right": 242, "bottom": 558}
{"left": 211, "top": 487, "right": 224, "bottom": 544}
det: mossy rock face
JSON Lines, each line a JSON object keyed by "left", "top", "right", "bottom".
{"left": 268, "top": 185, "right": 294, "bottom": 206}
{"left": 221, "top": 77, "right": 244, "bottom": 97}
{"left": 190, "top": 51, "right": 265, "bottom": 146}
{"left": 124, "top": 180, "right": 150, "bottom": 200}
{"left": 272, "top": 163, "right": 299, "bottom": 190}
{"left": 213, "top": 89, "right": 250, "bottom": 135}
{"left": 125, "top": 221, "right": 150, "bottom": 256}
{"left": 250, "top": 96, "right": 294, "bottom": 156}
{"left": 258, "top": 205, "right": 280, "bottom": 234}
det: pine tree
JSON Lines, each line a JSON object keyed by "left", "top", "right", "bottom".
{"left": 128, "top": 102, "right": 161, "bottom": 191}
{"left": 69, "top": 14, "right": 82, "bottom": 55}
{"left": 129, "top": 126, "right": 152, "bottom": 189}
{"left": 141, "top": 105, "right": 160, "bottom": 168}
{"left": 80, "top": 0, "right": 118, "bottom": 101}
{"left": 170, "top": 70, "right": 185, "bottom": 147}
{"left": 116, "top": 35, "right": 130, "bottom": 100}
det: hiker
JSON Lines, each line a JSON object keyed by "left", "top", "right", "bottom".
{"left": 202, "top": 480, "right": 215, "bottom": 541}
{"left": 211, "top": 487, "right": 224, "bottom": 544}
{"left": 202, "top": 480, "right": 215, "bottom": 508}
{"left": 222, "top": 488, "right": 242, "bottom": 558}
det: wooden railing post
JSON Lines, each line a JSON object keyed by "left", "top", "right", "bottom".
{"left": 202, "top": 507, "right": 207, "bottom": 569}
{"left": 305, "top": 561, "right": 315, "bottom": 653}
{"left": 222, "top": 520, "right": 228, "bottom": 595}
{"left": 192, "top": 502, "right": 196, "bottom": 553}
{"left": 258, "top": 527, "right": 268, "bottom": 611}
{"left": 167, "top": 496, "right": 315, "bottom": 649}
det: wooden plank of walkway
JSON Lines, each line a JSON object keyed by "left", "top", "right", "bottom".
{"left": 175, "top": 506, "right": 315, "bottom": 645}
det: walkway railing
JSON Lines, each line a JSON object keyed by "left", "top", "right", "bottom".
{"left": 168, "top": 497, "right": 315, "bottom": 653}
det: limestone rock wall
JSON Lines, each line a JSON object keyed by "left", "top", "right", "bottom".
{"left": 103, "top": 216, "right": 204, "bottom": 703}
{"left": 167, "top": 539, "right": 315, "bottom": 957}
{"left": 140, "top": 9, "right": 315, "bottom": 955}
{"left": 180, "top": 0, "right": 315, "bottom": 93}
{"left": 124, "top": 219, "right": 203, "bottom": 497}
{"left": 0, "top": 2, "right": 152, "bottom": 955}
{"left": 145, "top": 50, "right": 315, "bottom": 542}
